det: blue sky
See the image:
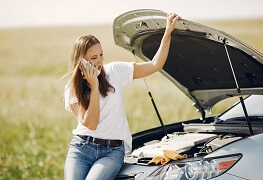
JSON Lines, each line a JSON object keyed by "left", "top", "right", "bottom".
{"left": 1, "top": 0, "right": 263, "bottom": 28}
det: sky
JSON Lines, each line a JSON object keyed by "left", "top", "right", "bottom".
{"left": 1, "top": 0, "right": 263, "bottom": 28}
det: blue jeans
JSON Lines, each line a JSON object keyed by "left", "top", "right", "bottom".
{"left": 64, "top": 135, "right": 125, "bottom": 180}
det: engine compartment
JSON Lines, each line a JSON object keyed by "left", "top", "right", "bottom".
{"left": 131, "top": 133, "right": 217, "bottom": 158}
{"left": 125, "top": 130, "right": 243, "bottom": 165}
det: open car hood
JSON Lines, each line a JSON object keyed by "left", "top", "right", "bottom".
{"left": 113, "top": 9, "right": 263, "bottom": 113}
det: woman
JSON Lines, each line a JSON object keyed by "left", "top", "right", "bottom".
{"left": 64, "top": 13, "right": 179, "bottom": 180}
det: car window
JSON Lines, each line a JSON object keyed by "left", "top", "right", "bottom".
{"left": 219, "top": 95, "right": 263, "bottom": 121}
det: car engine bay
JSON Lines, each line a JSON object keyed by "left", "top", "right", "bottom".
{"left": 124, "top": 128, "right": 243, "bottom": 165}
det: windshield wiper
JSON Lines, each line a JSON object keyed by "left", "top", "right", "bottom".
{"left": 217, "top": 116, "right": 263, "bottom": 125}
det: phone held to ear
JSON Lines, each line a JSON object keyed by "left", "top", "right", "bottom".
{"left": 81, "top": 57, "right": 101, "bottom": 76}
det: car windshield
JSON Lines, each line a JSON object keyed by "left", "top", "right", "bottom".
{"left": 219, "top": 95, "right": 263, "bottom": 121}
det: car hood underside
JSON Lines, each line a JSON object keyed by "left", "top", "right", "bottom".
{"left": 113, "top": 9, "right": 263, "bottom": 113}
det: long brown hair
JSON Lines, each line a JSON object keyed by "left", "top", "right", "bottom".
{"left": 67, "top": 35, "right": 114, "bottom": 110}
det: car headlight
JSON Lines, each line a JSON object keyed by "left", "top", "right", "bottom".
{"left": 146, "top": 154, "right": 242, "bottom": 180}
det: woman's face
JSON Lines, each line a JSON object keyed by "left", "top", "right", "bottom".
{"left": 83, "top": 43, "right": 104, "bottom": 72}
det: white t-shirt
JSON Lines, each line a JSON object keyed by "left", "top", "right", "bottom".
{"left": 64, "top": 61, "right": 134, "bottom": 154}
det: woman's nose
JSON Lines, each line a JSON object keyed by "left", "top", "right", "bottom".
{"left": 97, "top": 58, "right": 103, "bottom": 65}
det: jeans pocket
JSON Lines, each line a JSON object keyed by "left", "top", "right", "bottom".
{"left": 70, "top": 135, "right": 86, "bottom": 149}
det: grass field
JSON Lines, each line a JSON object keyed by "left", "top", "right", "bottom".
{"left": 1, "top": 19, "right": 263, "bottom": 179}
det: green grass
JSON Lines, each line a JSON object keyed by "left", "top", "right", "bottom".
{"left": 1, "top": 19, "right": 263, "bottom": 179}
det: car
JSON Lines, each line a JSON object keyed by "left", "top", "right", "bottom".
{"left": 113, "top": 9, "right": 263, "bottom": 180}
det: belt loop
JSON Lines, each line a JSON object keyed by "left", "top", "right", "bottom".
{"left": 86, "top": 136, "right": 91, "bottom": 144}
{"left": 107, "top": 140, "right": 110, "bottom": 148}
{"left": 92, "top": 137, "right": 95, "bottom": 143}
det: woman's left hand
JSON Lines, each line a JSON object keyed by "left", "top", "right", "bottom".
{"left": 165, "top": 13, "right": 180, "bottom": 34}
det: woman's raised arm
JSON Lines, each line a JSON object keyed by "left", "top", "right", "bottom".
{"left": 133, "top": 13, "right": 180, "bottom": 79}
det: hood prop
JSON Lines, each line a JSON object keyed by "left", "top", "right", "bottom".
{"left": 132, "top": 50, "right": 169, "bottom": 138}
{"left": 223, "top": 39, "right": 253, "bottom": 135}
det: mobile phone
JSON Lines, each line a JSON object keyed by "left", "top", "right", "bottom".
{"left": 81, "top": 57, "right": 101, "bottom": 76}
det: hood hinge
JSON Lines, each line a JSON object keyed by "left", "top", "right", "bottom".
{"left": 192, "top": 98, "right": 206, "bottom": 122}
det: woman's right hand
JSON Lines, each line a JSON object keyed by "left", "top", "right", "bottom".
{"left": 80, "top": 62, "right": 99, "bottom": 89}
